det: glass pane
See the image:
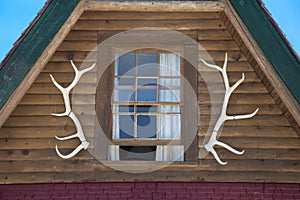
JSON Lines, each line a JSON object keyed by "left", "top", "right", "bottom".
{"left": 120, "top": 146, "right": 156, "bottom": 161}
{"left": 160, "top": 53, "right": 180, "bottom": 76}
{"left": 160, "top": 78, "right": 180, "bottom": 102}
{"left": 137, "top": 53, "right": 158, "bottom": 76}
{"left": 137, "top": 78, "right": 158, "bottom": 102}
{"left": 113, "top": 105, "right": 134, "bottom": 113}
{"left": 160, "top": 114, "right": 180, "bottom": 139}
{"left": 114, "top": 78, "right": 135, "bottom": 102}
{"left": 160, "top": 105, "right": 180, "bottom": 113}
{"left": 115, "top": 52, "right": 136, "bottom": 76}
{"left": 117, "top": 115, "right": 134, "bottom": 139}
{"left": 137, "top": 106, "right": 157, "bottom": 113}
{"left": 137, "top": 115, "right": 157, "bottom": 138}
{"left": 169, "top": 145, "right": 184, "bottom": 161}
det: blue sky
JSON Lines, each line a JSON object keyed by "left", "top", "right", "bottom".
{"left": 0, "top": 0, "right": 299, "bottom": 62}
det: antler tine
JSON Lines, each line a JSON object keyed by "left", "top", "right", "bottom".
{"left": 228, "top": 73, "right": 245, "bottom": 95}
{"left": 205, "top": 143, "right": 227, "bottom": 165}
{"left": 55, "top": 143, "right": 86, "bottom": 159}
{"left": 200, "top": 59, "right": 222, "bottom": 72}
{"left": 221, "top": 53, "right": 230, "bottom": 90}
{"left": 226, "top": 108, "right": 259, "bottom": 121}
{"left": 70, "top": 60, "right": 79, "bottom": 73}
{"left": 80, "top": 63, "right": 96, "bottom": 75}
{"left": 55, "top": 133, "right": 78, "bottom": 141}
{"left": 49, "top": 74, "right": 64, "bottom": 91}
{"left": 68, "top": 61, "right": 95, "bottom": 91}
{"left": 216, "top": 141, "right": 244, "bottom": 155}
{"left": 50, "top": 71, "right": 71, "bottom": 116}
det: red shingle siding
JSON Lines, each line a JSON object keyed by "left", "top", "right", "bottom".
{"left": 0, "top": 182, "right": 299, "bottom": 200}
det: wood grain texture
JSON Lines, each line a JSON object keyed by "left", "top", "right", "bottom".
{"left": 0, "top": 8, "right": 298, "bottom": 184}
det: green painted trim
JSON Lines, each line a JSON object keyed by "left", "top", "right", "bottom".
{"left": 0, "top": 0, "right": 80, "bottom": 109}
{"left": 230, "top": 0, "right": 300, "bottom": 104}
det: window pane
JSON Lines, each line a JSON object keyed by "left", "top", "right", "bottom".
{"left": 120, "top": 146, "right": 156, "bottom": 161}
{"left": 160, "top": 105, "right": 180, "bottom": 113}
{"left": 115, "top": 52, "right": 136, "bottom": 76}
{"left": 137, "top": 78, "right": 158, "bottom": 102}
{"left": 113, "top": 105, "right": 134, "bottom": 113}
{"left": 160, "top": 78, "right": 180, "bottom": 102}
{"left": 160, "top": 114, "right": 180, "bottom": 139}
{"left": 137, "top": 53, "right": 158, "bottom": 76}
{"left": 160, "top": 53, "right": 180, "bottom": 76}
{"left": 113, "top": 115, "right": 134, "bottom": 139}
{"left": 137, "top": 106, "right": 157, "bottom": 113}
{"left": 169, "top": 145, "right": 184, "bottom": 161}
{"left": 137, "top": 115, "right": 157, "bottom": 138}
{"left": 114, "top": 78, "right": 135, "bottom": 102}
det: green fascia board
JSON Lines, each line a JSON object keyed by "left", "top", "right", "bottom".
{"left": 0, "top": 0, "right": 80, "bottom": 110}
{"left": 230, "top": 0, "right": 300, "bottom": 104}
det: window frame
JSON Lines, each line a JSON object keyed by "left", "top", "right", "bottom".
{"left": 95, "top": 32, "right": 198, "bottom": 163}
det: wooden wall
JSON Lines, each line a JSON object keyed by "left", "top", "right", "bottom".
{"left": 0, "top": 11, "right": 299, "bottom": 184}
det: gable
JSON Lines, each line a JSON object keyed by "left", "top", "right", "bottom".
{"left": 0, "top": 0, "right": 299, "bottom": 184}
{"left": 0, "top": 0, "right": 81, "bottom": 126}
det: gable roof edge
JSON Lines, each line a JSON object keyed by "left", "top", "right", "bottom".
{"left": 223, "top": 0, "right": 300, "bottom": 132}
{"left": 228, "top": 0, "right": 300, "bottom": 104}
{"left": 0, "top": 0, "right": 84, "bottom": 127}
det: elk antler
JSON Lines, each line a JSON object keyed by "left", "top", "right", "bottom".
{"left": 50, "top": 60, "right": 95, "bottom": 159}
{"left": 201, "top": 53, "right": 259, "bottom": 165}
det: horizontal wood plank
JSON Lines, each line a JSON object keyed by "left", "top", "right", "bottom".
{"left": 199, "top": 83, "right": 267, "bottom": 93}
{"left": 199, "top": 115, "right": 291, "bottom": 126}
{"left": 19, "top": 94, "right": 95, "bottom": 105}
{"left": 80, "top": 11, "right": 220, "bottom": 20}
{"left": 1, "top": 148, "right": 299, "bottom": 161}
{"left": 199, "top": 40, "right": 239, "bottom": 50}
{"left": 50, "top": 51, "right": 97, "bottom": 62}
{"left": 11, "top": 105, "right": 95, "bottom": 116}
{"left": 3, "top": 114, "right": 290, "bottom": 127}
{"left": 198, "top": 93, "right": 275, "bottom": 104}
{"left": 0, "top": 159, "right": 298, "bottom": 173}
{"left": 65, "top": 30, "right": 98, "bottom": 41}
{"left": 3, "top": 116, "right": 96, "bottom": 127}
{"left": 72, "top": 19, "right": 226, "bottom": 31}
{"left": 35, "top": 72, "right": 97, "bottom": 84}
{"left": 27, "top": 83, "right": 97, "bottom": 95}
{"left": 0, "top": 171, "right": 299, "bottom": 184}
{"left": 198, "top": 137, "right": 300, "bottom": 149}
{"left": 199, "top": 61, "right": 254, "bottom": 72}
{"left": 84, "top": 1, "right": 225, "bottom": 12}
{"left": 199, "top": 71, "right": 259, "bottom": 82}
{"left": 57, "top": 41, "right": 97, "bottom": 52}
{"left": 43, "top": 62, "right": 97, "bottom": 73}
{"left": 0, "top": 149, "right": 93, "bottom": 161}
{"left": 11, "top": 104, "right": 281, "bottom": 117}
{"left": 199, "top": 104, "right": 282, "bottom": 115}
{"left": 202, "top": 148, "right": 300, "bottom": 160}
{"left": 198, "top": 29, "right": 232, "bottom": 40}
{"left": 199, "top": 50, "right": 246, "bottom": 61}
{"left": 0, "top": 126, "right": 94, "bottom": 138}
{"left": 0, "top": 138, "right": 85, "bottom": 150}
{"left": 199, "top": 126, "right": 297, "bottom": 138}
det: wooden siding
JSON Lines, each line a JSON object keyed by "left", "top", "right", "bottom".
{"left": 0, "top": 10, "right": 299, "bottom": 184}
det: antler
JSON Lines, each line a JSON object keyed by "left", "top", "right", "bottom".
{"left": 50, "top": 60, "right": 95, "bottom": 159}
{"left": 201, "top": 53, "right": 259, "bottom": 165}
{"left": 50, "top": 60, "right": 95, "bottom": 116}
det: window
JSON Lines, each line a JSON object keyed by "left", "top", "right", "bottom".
{"left": 110, "top": 50, "right": 184, "bottom": 161}
{"left": 96, "top": 45, "right": 198, "bottom": 163}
